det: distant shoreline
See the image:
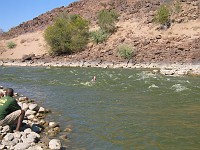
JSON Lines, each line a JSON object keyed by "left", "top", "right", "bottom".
{"left": 1, "top": 59, "right": 200, "bottom": 76}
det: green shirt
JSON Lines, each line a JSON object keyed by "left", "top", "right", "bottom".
{"left": 0, "top": 96, "right": 21, "bottom": 120}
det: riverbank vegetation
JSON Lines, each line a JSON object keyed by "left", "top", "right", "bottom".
{"left": 44, "top": 13, "right": 89, "bottom": 56}
{"left": 44, "top": 9, "right": 119, "bottom": 55}
{"left": 7, "top": 41, "right": 17, "bottom": 49}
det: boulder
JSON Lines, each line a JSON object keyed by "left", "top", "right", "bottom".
{"left": 49, "top": 139, "right": 62, "bottom": 150}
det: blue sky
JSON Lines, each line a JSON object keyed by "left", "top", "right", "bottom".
{"left": 0, "top": 0, "right": 77, "bottom": 31}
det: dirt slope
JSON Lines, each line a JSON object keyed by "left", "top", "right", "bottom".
{"left": 0, "top": 0, "right": 199, "bottom": 63}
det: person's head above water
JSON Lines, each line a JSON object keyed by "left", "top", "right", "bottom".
{"left": 3, "top": 88, "right": 14, "bottom": 97}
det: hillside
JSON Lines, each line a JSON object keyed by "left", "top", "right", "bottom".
{"left": 0, "top": 0, "right": 200, "bottom": 64}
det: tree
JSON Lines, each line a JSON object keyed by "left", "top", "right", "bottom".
{"left": 44, "top": 13, "right": 89, "bottom": 56}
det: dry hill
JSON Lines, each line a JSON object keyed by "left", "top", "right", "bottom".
{"left": 0, "top": 0, "right": 199, "bottom": 64}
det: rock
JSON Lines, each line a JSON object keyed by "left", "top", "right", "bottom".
{"left": 29, "top": 132, "right": 40, "bottom": 139}
{"left": 0, "top": 144, "right": 5, "bottom": 149}
{"left": 13, "top": 131, "right": 22, "bottom": 139}
{"left": 64, "top": 127, "right": 72, "bottom": 132}
{"left": 39, "top": 119, "right": 46, "bottom": 125}
{"left": 24, "top": 128, "right": 32, "bottom": 133}
{"left": 29, "top": 103, "right": 40, "bottom": 111}
{"left": 14, "top": 142, "right": 30, "bottom": 150}
{"left": 25, "top": 110, "right": 37, "bottom": 116}
{"left": 49, "top": 139, "right": 62, "bottom": 150}
{"left": 3, "top": 133, "right": 14, "bottom": 141}
{"left": 18, "top": 97, "right": 28, "bottom": 102}
{"left": 2, "top": 125, "right": 10, "bottom": 133}
{"left": 27, "top": 145, "right": 43, "bottom": 150}
{"left": 47, "top": 127, "right": 61, "bottom": 136}
{"left": 22, "top": 103, "right": 29, "bottom": 111}
{"left": 22, "top": 136, "right": 35, "bottom": 144}
{"left": 27, "top": 114, "right": 35, "bottom": 120}
{"left": 40, "top": 136, "right": 50, "bottom": 146}
{"left": 38, "top": 107, "right": 46, "bottom": 113}
{"left": 49, "top": 122, "right": 59, "bottom": 128}
{"left": 59, "top": 134, "right": 68, "bottom": 140}
{"left": 36, "top": 113, "right": 46, "bottom": 119}
{"left": 17, "top": 102, "right": 23, "bottom": 107}
{"left": 1, "top": 140, "right": 17, "bottom": 147}
{"left": 21, "top": 54, "right": 35, "bottom": 62}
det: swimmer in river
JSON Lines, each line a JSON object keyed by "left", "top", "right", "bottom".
{"left": 91, "top": 76, "right": 96, "bottom": 82}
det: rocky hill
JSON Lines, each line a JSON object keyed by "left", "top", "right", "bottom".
{"left": 0, "top": 0, "right": 200, "bottom": 64}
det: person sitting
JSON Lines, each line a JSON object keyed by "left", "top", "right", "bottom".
{"left": 0, "top": 88, "right": 25, "bottom": 131}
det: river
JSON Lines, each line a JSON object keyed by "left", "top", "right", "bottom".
{"left": 0, "top": 66, "right": 200, "bottom": 150}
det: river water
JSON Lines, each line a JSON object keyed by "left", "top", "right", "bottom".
{"left": 0, "top": 66, "right": 200, "bottom": 150}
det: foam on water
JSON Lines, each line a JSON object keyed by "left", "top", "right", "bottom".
{"left": 171, "top": 84, "right": 189, "bottom": 92}
{"left": 137, "top": 71, "right": 157, "bottom": 80}
{"left": 80, "top": 81, "right": 95, "bottom": 87}
{"left": 148, "top": 84, "right": 159, "bottom": 88}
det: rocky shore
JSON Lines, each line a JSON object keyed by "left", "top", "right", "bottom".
{"left": 1, "top": 59, "right": 200, "bottom": 77}
{"left": 0, "top": 87, "right": 71, "bottom": 150}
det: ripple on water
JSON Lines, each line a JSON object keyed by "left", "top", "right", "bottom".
{"left": 170, "top": 84, "right": 189, "bottom": 92}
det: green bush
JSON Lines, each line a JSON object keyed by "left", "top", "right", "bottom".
{"left": 7, "top": 41, "right": 17, "bottom": 49}
{"left": 154, "top": 4, "right": 170, "bottom": 25}
{"left": 97, "top": 9, "right": 119, "bottom": 33}
{"left": 44, "top": 14, "right": 89, "bottom": 56}
{"left": 118, "top": 44, "right": 134, "bottom": 59}
{"left": 174, "top": 1, "right": 182, "bottom": 13}
{"left": 90, "top": 29, "right": 109, "bottom": 44}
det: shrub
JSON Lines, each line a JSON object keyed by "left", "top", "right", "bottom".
{"left": 174, "top": 1, "right": 182, "bottom": 13}
{"left": 44, "top": 13, "right": 89, "bottom": 56}
{"left": 90, "top": 29, "right": 109, "bottom": 44}
{"left": 118, "top": 44, "right": 134, "bottom": 59}
{"left": 7, "top": 41, "right": 17, "bottom": 49}
{"left": 154, "top": 4, "right": 170, "bottom": 25}
{"left": 97, "top": 9, "right": 119, "bottom": 33}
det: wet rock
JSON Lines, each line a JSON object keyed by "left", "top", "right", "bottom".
{"left": 38, "top": 107, "right": 46, "bottom": 113}
{"left": 47, "top": 127, "right": 61, "bottom": 136}
{"left": 49, "top": 122, "right": 59, "bottom": 128}
{"left": 59, "top": 134, "right": 68, "bottom": 140}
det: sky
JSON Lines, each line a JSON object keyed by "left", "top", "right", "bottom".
{"left": 0, "top": 0, "right": 77, "bottom": 32}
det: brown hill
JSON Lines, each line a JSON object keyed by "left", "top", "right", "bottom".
{"left": 0, "top": 0, "right": 199, "bottom": 64}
